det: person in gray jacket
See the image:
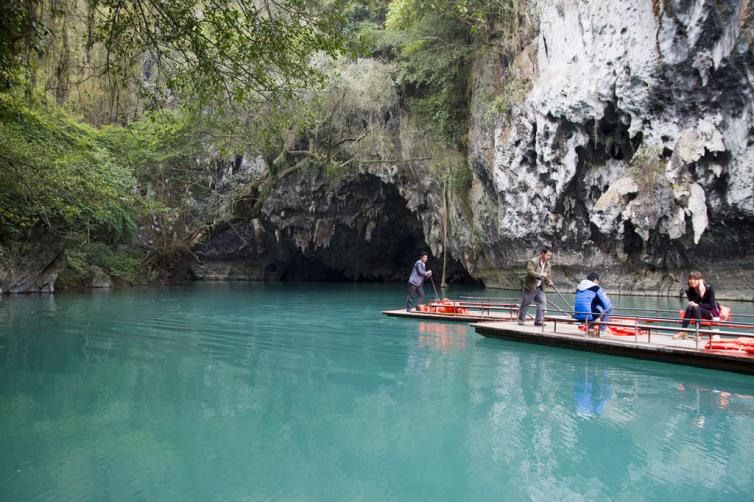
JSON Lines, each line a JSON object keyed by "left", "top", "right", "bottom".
{"left": 406, "top": 252, "right": 433, "bottom": 312}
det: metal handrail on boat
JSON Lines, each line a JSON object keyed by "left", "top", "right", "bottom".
{"left": 427, "top": 300, "right": 754, "bottom": 329}
{"left": 567, "top": 311, "right": 754, "bottom": 330}
{"left": 607, "top": 306, "right": 754, "bottom": 320}
{"left": 544, "top": 315, "right": 754, "bottom": 350}
{"left": 457, "top": 296, "right": 754, "bottom": 320}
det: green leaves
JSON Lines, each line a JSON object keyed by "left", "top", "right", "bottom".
{"left": 0, "top": 93, "right": 141, "bottom": 243}
{"left": 91, "top": 0, "right": 348, "bottom": 104}
{"left": 387, "top": 8, "right": 472, "bottom": 146}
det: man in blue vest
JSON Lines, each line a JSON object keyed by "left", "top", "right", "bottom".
{"left": 573, "top": 272, "right": 613, "bottom": 336}
{"left": 406, "top": 252, "right": 432, "bottom": 312}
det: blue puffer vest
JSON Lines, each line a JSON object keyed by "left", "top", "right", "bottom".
{"left": 573, "top": 280, "right": 613, "bottom": 320}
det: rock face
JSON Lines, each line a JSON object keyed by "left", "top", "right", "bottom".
{"left": 193, "top": 165, "right": 474, "bottom": 284}
{"left": 0, "top": 239, "right": 65, "bottom": 294}
{"left": 196, "top": 0, "right": 753, "bottom": 299}
{"left": 90, "top": 266, "right": 111, "bottom": 288}
{"left": 464, "top": 0, "right": 754, "bottom": 298}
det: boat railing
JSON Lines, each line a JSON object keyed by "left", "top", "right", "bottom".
{"left": 426, "top": 299, "right": 754, "bottom": 329}
{"left": 454, "top": 296, "right": 754, "bottom": 320}
{"left": 423, "top": 299, "right": 754, "bottom": 350}
{"left": 545, "top": 313, "right": 754, "bottom": 350}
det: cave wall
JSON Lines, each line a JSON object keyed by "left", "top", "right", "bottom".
{"left": 192, "top": 169, "right": 472, "bottom": 284}
{"left": 462, "top": 0, "right": 754, "bottom": 298}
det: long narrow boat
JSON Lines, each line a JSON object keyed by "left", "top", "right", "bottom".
{"left": 384, "top": 297, "right": 754, "bottom": 374}
{"left": 385, "top": 298, "right": 754, "bottom": 330}
{"left": 383, "top": 309, "right": 523, "bottom": 323}
{"left": 472, "top": 319, "right": 754, "bottom": 376}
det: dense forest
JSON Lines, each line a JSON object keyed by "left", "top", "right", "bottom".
{"left": 0, "top": 0, "right": 532, "bottom": 290}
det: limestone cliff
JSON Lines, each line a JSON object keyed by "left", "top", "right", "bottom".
{"left": 464, "top": 0, "right": 754, "bottom": 297}
{"left": 192, "top": 0, "right": 753, "bottom": 299}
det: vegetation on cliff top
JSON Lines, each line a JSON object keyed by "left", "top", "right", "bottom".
{"left": 0, "top": 0, "right": 535, "bottom": 287}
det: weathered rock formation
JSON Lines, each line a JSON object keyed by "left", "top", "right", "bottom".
{"left": 193, "top": 0, "right": 753, "bottom": 299}
{"left": 193, "top": 164, "right": 474, "bottom": 284}
{"left": 466, "top": 0, "right": 754, "bottom": 298}
{"left": 0, "top": 237, "right": 65, "bottom": 294}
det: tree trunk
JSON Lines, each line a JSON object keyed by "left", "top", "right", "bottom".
{"left": 441, "top": 179, "right": 449, "bottom": 288}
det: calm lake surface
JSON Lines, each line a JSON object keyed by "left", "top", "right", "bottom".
{"left": 1, "top": 282, "right": 753, "bottom": 501}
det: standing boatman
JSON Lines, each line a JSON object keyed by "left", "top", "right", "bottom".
{"left": 406, "top": 252, "right": 432, "bottom": 312}
{"left": 517, "top": 246, "right": 554, "bottom": 326}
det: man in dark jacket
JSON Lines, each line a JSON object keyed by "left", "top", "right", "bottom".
{"left": 517, "top": 246, "right": 554, "bottom": 326}
{"left": 406, "top": 252, "right": 432, "bottom": 312}
{"left": 573, "top": 272, "right": 613, "bottom": 336}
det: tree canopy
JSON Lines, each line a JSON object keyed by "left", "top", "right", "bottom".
{"left": 1, "top": 0, "right": 347, "bottom": 104}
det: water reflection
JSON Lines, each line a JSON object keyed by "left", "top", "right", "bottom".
{"left": 573, "top": 367, "right": 614, "bottom": 417}
{"left": 677, "top": 383, "right": 754, "bottom": 425}
{"left": 416, "top": 322, "right": 468, "bottom": 352}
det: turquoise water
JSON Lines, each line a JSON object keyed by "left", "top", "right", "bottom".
{"left": 1, "top": 282, "right": 753, "bottom": 501}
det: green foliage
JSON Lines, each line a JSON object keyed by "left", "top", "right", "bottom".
{"left": 102, "top": 109, "right": 206, "bottom": 191}
{"left": 386, "top": 6, "right": 473, "bottom": 146}
{"left": 488, "top": 67, "right": 531, "bottom": 116}
{"left": 101, "top": 0, "right": 346, "bottom": 102}
{"left": 0, "top": 0, "right": 47, "bottom": 92}
{"left": 266, "top": 56, "right": 399, "bottom": 176}
{"left": 0, "top": 92, "right": 141, "bottom": 243}
{"left": 379, "top": 0, "right": 536, "bottom": 145}
{"left": 9, "top": 0, "right": 347, "bottom": 109}
{"left": 57, "top": 242, "right": 147, "bottom": 288}
{"left": 387, "top": 0, "right": 533, "bottom": 48}
{"left": 343, "top": 1, "right": 394, "bottom": 56}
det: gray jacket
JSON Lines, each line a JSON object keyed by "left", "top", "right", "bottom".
{"left": 408, "top": 260, "right": 430, "bottom": 287}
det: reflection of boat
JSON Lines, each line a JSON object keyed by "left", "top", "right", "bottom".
{"left": 407, "top": 323, "right": 469, "bottom": 373}
{"left": 417, "top": 322, "right": 468, "bottom": 352}
{"left": 677, "top": 383, "right": 754, "bottom": 411}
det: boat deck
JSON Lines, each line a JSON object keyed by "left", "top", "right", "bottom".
{"left": 382, "top": 309, "right": 754, "bottom": 375}
{"left": 472, "top": 319, "right": 754, "bottom": 375}
{"left": 382, "top": 309, "right": 521, "bottom": 323}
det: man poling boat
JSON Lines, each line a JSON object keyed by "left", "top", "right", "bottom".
{"left": 405, "top": 251, "right": 433, "bottom": 312}
{"left": 517, "top": 246, "right": 554, "bottom": 327}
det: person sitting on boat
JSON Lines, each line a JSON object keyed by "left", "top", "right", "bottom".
{"left": 517, "top": 246, "right": 554, "bottom": 326}
{"left": 673, "top": 271, "right": 719, "bottom": 340}
{"left": 406, "top": 252, "right": 432, "bottom": 312}
{"left": 573, "top": 272, "right": 613, "bottom": 336}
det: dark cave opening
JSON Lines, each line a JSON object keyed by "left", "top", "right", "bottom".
{"left": 278, "top": 175, "right": 475, "bottom": 284}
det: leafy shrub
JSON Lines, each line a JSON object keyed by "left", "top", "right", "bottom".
{"left": 0, "top": 92, "right": 141, "bottom": 243}
{"left": 57, "top": 242, "right": 147, "bottom": 289}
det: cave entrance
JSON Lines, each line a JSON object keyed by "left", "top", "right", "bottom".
{"left": 279, "top": 175, "right": 474, "bottom": 283}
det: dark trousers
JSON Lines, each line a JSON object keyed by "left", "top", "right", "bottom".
{"left": 681, "top": 305, "right": 713, "bottom": 328}
{"left": 406, "top": 283, "right": 425, "bottom": 311}
{"left": 519, "top": 287, "right": 546, "bottom": 324}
